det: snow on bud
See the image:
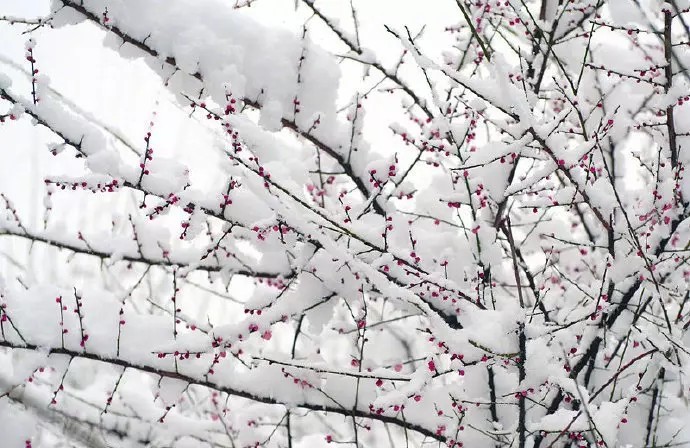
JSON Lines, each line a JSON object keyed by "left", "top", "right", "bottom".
{"left": 9, "top": 104, "right": 25, "bottom": 120}
{"left": 47, "top": 143, "right": 66, "bottom": 156}
{"left": 24, "top": 38, "right": 36, "bottom": 52}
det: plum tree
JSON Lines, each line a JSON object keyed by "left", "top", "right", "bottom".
{"left": 1, "top": 0, "right": 690, "bottom": 447}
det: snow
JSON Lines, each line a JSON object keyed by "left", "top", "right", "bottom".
{"left": 1, "top": 0, "right": 690, "bottom": 446}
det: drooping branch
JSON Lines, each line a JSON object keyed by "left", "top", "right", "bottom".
{"left": 0, "top": 339, "right": 447, "bottom": 443}
{"left": 58, "top": 0, "right": 385, "bottom": 216}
